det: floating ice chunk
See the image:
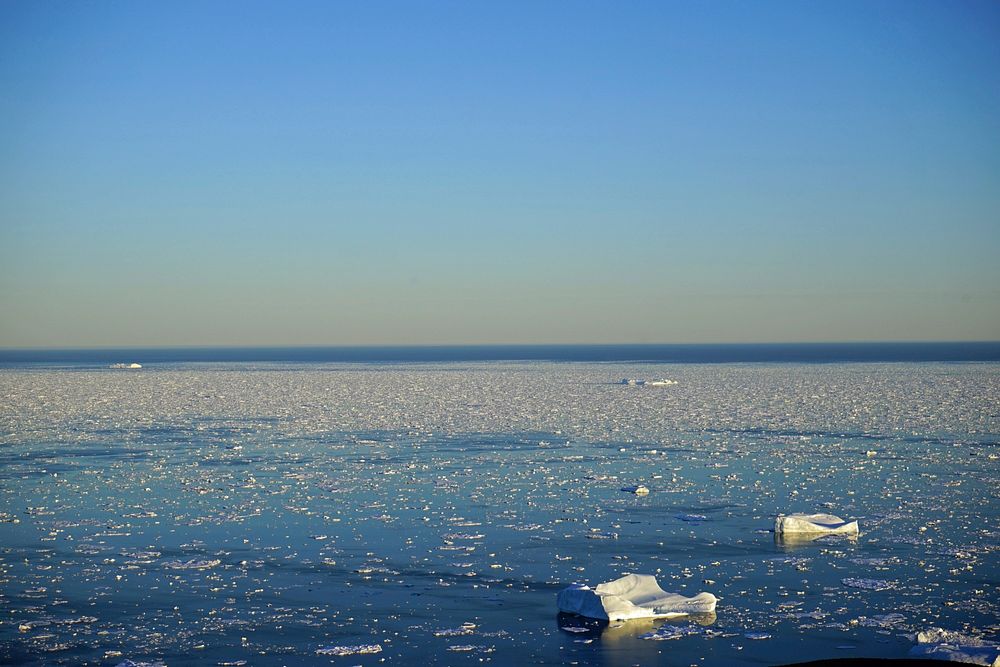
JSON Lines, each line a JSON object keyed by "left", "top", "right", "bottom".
{"left": 774, "top": 513, "right": 859, "bottom": 539}
{"left": 560, "top": 626, "right": 591, "bottom": 634}
{"left": 841, "top": 577, "right": 895, "bottom": 591}
{"left": 433, "top": 623, "right": 476, "bottom": 637}
{"left": 852, "top": 613, "right": 906, "bottom": 628}
{"left": 585, "top": 530, "right": 618, "bottom": 540}
{"left": 850, "top": 557, "right": 897, "bottom": 566}
{"left": 109, "top": 363, "right": 142, "bottom": 369}
{"left": 18, "top": 620, "right": 51, "bottom": 632}
{"left": 557, "top": 574, "right": 717, "bottom": 621}
{"left": 676, "top": 513, "right": 708, "bottom": 522}
{"left": 909, "top": 628, "right": 1000, "bottom": 666}
{"left": 621, "top": 485, "right": 649, "bottom": 495}
{"left": 162, "top": 558, "right": 221, "bottom": 570}
{"left": 315, "top": 644, "right": 382, "bottom": 656}
{"left": 744, "top": 631, "right": 772, "bottom": 640}
{"left": 639, "top": 624, "right": 705, "bottom": 640}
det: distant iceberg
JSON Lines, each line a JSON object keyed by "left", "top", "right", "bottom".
{"left": 109, "top": 363, "right": 142, "bottom": 369}
{"left": 619, "top": 378, "right": 676, "bottom": 386}
{"left": 557, "top": 574, "right": 717, "bottom": 621}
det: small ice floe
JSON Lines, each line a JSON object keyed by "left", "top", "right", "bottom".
{"left": 433, "top": 623, "right": 476, "bottom": 637}
{"left": 676, "top": 513, "right": 708, "bottom": 522}
{"left": 162, "top": 558, "right": 221, "bottom": 570}
{"left": 315, "top": 644, "right": 382, "bottom": 656}
{"left": 585, "top": 530, "right": 618, "bottom": 540}
{"left": 115, "top": 661, "right": 165, "bottom": 667}
{"left": 109, "top": 363, "right": 142, "bottom": 369}
{"left": 18, "top": 620, "right": 51, "bottom": 632}
{"left": 557, "top": 573, "right": 717, "bottom": 621}
{"left": 640, "top": 624, "right": 706, "bottom": 641}
{"left": 560, "top": 626, "right": 592, "bottom": 634}
{"left": 744, "top": 632, "right": 772, "bottom": 640}
{"left": 908, "top": 628, "right": 1000, "bottom": 666}
{"left": 841, "top": 577, "right": 895, "bottom": 591}
{"left": 774, "top": 513, "right": 859, "bottom": 540}
{"left": 851, "top": 613, "right": 906, "bottom": 628}
{"left": 850, "top": 556, "right": 897, "bottom": 567}
{"left": 621, "top": 485, "right": 649, "bottom": 495}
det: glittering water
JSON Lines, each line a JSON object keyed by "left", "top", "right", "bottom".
{"left": 1, "top": 362, "right": 997, "bottom": 665}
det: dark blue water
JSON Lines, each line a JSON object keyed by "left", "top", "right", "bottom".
{"left": 2, "top": 341, "right": 999, "bottom": 364}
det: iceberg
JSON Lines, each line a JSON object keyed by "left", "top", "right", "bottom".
{"left": 908, "top": 628, "right": 1000, "bottom": 666}
{"left": 774, "top": 513, "right": 859, "bottom": 539}
{"left": 109, "top": 363, "right": 142, "bottom": 369}
{"left": 557, "top": 574, "right": 717, "bottom": 621}
{"left": 619, "top": 378, "right": 676, "bottom": 386}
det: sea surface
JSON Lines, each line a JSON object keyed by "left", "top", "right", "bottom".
{"left": 1, "top": 352, "right": 998, "bottom": 665}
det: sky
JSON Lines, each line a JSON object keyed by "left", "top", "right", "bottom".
{"left": 1, "top": 1, "right": 998, "bottom": 347}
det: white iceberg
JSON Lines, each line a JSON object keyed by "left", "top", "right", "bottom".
{"left": 109, "top": 363, "right": 142, "bottom": 369}
{"left": 557, "top": 573, "right": 717, "bottom": 621}
{"left": 774, "top": 513, "right": 859, "bottom": 538}
{"left": 619, "top": 378, "right": 676, "bottom": 386}
{"left": 908, "top": 628, "right": 1000, "bottom": 666}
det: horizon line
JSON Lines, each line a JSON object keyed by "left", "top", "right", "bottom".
{"left": 2, "top": 340, "right": 1000, "bottom": 352}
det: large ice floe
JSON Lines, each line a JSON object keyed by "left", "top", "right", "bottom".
{"left": 557, "top": 574, "right": 717, "bottom": 621}
{"left": 774, "top": 513, "right": 859, "bottom": 540}
{"left": 908, "top": 628, "right": 1000, "bottom": 666}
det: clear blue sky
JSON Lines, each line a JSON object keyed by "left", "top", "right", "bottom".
{"left": 1, "top": 1, "right": 998, "bottom": 346}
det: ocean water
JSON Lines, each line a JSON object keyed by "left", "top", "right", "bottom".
{"left": 0, "top": 358, "right": 997, "bottom": 666}
{"left": 2, "top": 341, "right": 1000, "bottom": 364}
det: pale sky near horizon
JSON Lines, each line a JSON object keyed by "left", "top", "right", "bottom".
{"left": 1, "top": 1, "right": 998, "bottom": 347}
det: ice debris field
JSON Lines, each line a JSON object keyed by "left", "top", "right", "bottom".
{"left": 0, "top": 361, "right": 998, "bottom": 666}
